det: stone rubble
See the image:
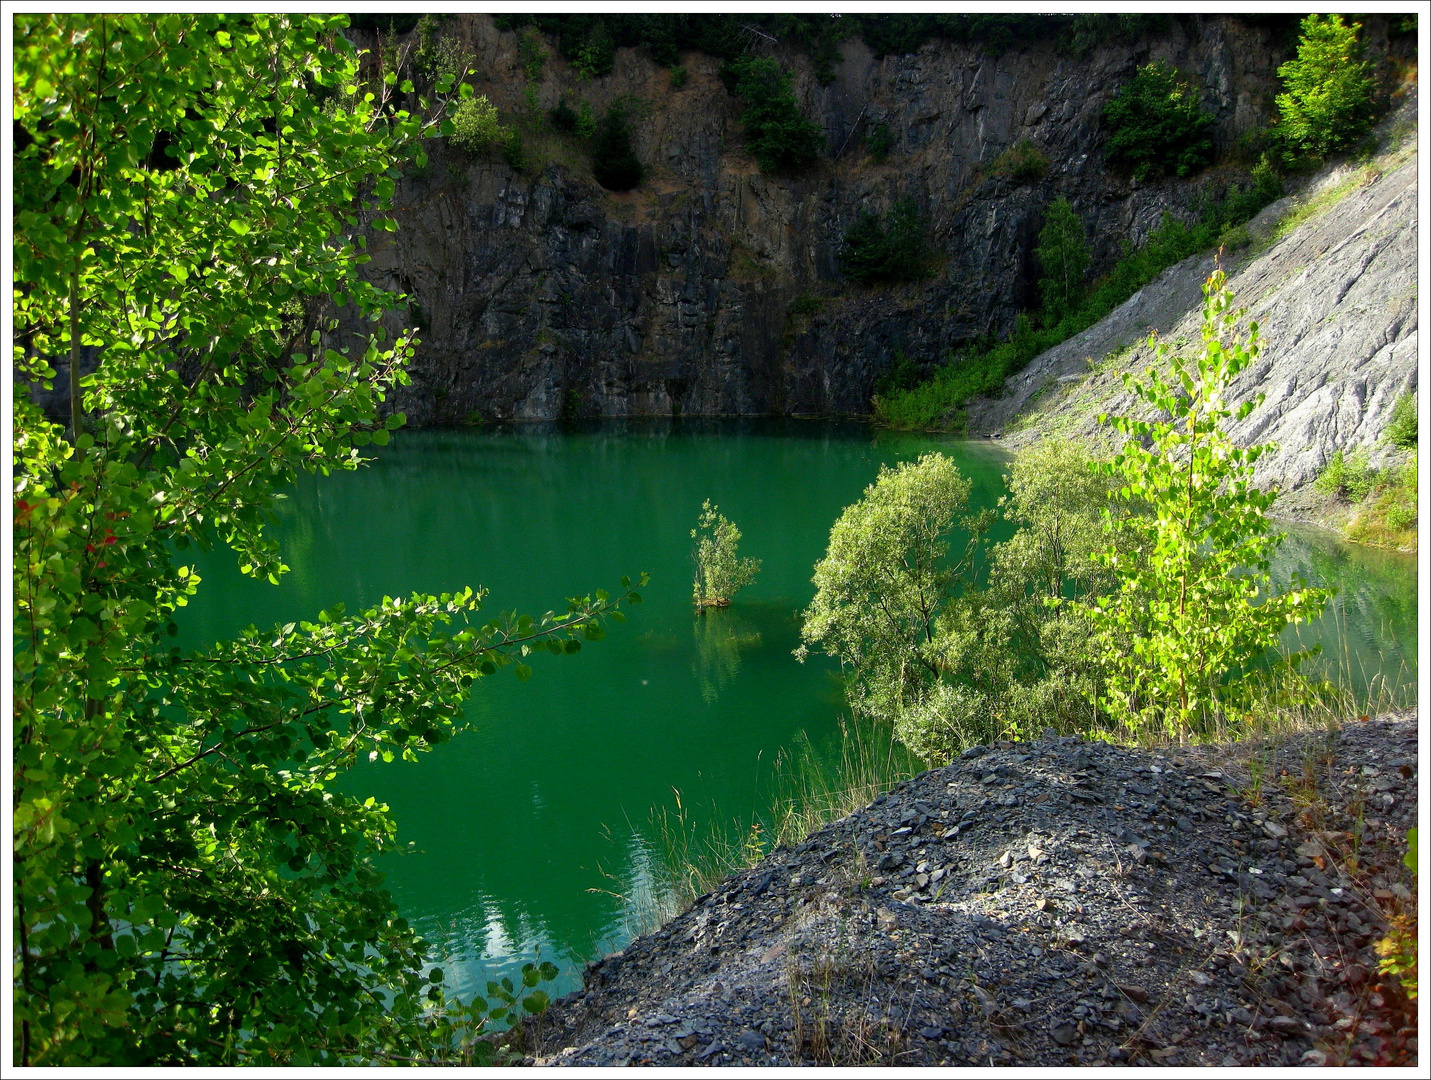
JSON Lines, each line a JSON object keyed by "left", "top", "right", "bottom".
{"left": 524, "top": 712, "right": 1418, "bottom": 1066}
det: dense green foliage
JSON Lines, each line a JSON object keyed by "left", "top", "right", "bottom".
{"left": 492, "top": 13, "right": 1176, "bottom": 72}
{"left": 1316, "top": 436, "right": 1419, "bottom": 550}
{"left": 839, "top": 199, "right": 929, "bottom": 285}
{"left": 691, "top": 501, "right": 761, "bottom": 607}
{"left": 13, "top": 14, "right": 642, "bottom": 1065}
{"left": 991, "top": 139, "right": 1050, "bottom": 183}
{"left": 1316, "top": 449, "right": 1383, "bottom": 503}
{"left": 1314, "top": 386, "right": 1419, "bottom": 549}
{"left": 865, "top": 121, "right": 893, "bottom": 162}
{"left": 1386, "top": 392, "right": 1418, "bottom": 450}
{"left": 1035, "top": 198, "right": 1091, "bottom": 325}
{"left": 798, "top": 444, "right": 1140, "bottom": 758}
{"left": 817, "top": 276, "right": 1329, "bottom": 757}
{"left": 1103, "top": 60, "right": 1216, "bottom": 181}
{"left": 1089, "top": 272, "right": 1327, "bottom": 737}
{"left": 411, "top": 14, "right": 470, "bottom": 88}
{"left": 1346, "top": 458, "right": 1418, "bottom": 548}
{"left": 875, "top": 169, "right": 1284, "bottom": 429}
{"left": 450, "top": 95, "right": 510, "bottom": 152}
{"left": 1275, "top": 15, "right": 1378, "bottom": 159}
{"left": 796, "top": 455, "right": 991, "bottom": 757}
{"left": 723, "top": 57, "right": 824, "bottom": 174}
{"left": 570, "top": 19, "right": 616, "bottom": 80}
{"left": 591, "top": 99, "right": 644, "bottom": 190}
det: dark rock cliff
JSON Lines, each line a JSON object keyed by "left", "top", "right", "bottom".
{"left": 349, "top": 15, "right": 1302, "bottom": 424}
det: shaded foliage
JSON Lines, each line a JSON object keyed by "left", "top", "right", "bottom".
{"left": 1035, "top": 197, "right": 1090, "bottom": 326}
{"left": 839, "top": 199, "right": 929, "bottom": 285}
{"left": 724, "top": 57, "right": 824, "bottom": 174}
{"left": 1103, "top": 60, "right": 1216, "bottom": 181}
{"left": 591, "top": 99, "right": 643, "bottom": 190}
{"left": 865, "top": 121, "right": 893, "bottom": 162}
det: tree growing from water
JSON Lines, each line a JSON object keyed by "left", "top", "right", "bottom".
{"left": 692, "top": 501, "right": 761, "bottom": 607}
{"left": 1090, "top": 270, "right": 1329, "bottom": 738}
{"left": 12, "top": 14, "right": 641, "bottom": 1065}
{"left": 796, "top": 455, "right": 995, "bottom": 757}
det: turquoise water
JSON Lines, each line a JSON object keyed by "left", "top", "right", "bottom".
{"left": 180, "top": 419, "right": 1416, "bottom": 999}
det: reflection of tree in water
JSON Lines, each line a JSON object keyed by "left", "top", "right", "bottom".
{"left": 1270, "top": 526, "right": 1417, "bottom": 695}
{"left": 692, "top": 608, "right": 764, "bottom": 704}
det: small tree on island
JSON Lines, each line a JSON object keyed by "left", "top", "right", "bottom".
{"left": 1090, "top": 270, "right": 1330, "bottom": 739}
{"left": 692, "top": 501, "right": 761, "bottom": 607}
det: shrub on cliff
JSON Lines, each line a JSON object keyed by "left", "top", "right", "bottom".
{"left": 1275, "top": 14, "right": 1378, "bottom": 159}
{"left": 839, "top": 198, "right": 929, "bottom": 285}
{"left": 591, "top": 99, "right": 643, "bottom": 190}
{"left": 724, "top": 56, "right": 823, "bottom": 174}
{"left": 1103, "top": 60, "right": 1215, "bottom": 180}
{"left": 865, "top": 121, "right": 893, "bottom": 162}
{"left": 451, "top": 94, "right": 510, "bottom": 152}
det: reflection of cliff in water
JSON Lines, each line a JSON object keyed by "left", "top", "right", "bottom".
{"left": 693, "top": 608, "right": 763, "bottom": 705}
{"left": 1270, "top": 526, "right": 1417, "bottom": 698}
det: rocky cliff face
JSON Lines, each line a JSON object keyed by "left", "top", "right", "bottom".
{"left": 974, "top": 102, "right": 1418, "bottom": 496}
{"left": 352, "top": 15, "right": 1295, "bottom": 424}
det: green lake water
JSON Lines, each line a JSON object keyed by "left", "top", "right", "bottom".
{"left": 181, "top": 419, "right": 1416, "bottom": 1000}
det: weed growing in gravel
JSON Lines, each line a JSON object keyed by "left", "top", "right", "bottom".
{"left": 768, "top": 720, "right": 925, "bottom": 852}
{"left": 639, "top": 718, "right": 921, "bottom": 922}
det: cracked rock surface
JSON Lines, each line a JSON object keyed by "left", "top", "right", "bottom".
{"left": 976, "top": 94, "right": 1418, "bottom": 499}
{"left": 526, "top": 712, "right": 1417, "bottom": 1066}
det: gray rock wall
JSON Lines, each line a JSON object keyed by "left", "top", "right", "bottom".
{"left": 979, "top": 120, "right": 1418, "bottom": 495}
{"left": 351, "top": 15, "right": 1294, "bottom": 424}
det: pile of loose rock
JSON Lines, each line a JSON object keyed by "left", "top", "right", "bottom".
{"left": 525, "top": 712, "right": 1418, "bottom": 1067}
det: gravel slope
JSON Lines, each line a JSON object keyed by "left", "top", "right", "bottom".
{"left": 524, "top": 713, "right": 1418, "bottom": 1067}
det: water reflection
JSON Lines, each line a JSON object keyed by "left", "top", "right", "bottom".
{"left": 177, "top": 423, "right": 1417, "bottom": 1010}
{"left": 692, "top": 607, "right": 764, "bottom": 704}
{"left": 1271, "top": 525, "right": 1417, "bottom": 698}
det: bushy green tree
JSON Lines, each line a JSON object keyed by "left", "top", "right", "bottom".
{"left": 725, "top": 56, "right": 824, "bottom": 173}
{"left": 572, "top": 19, "right": 616, "bottom": 80}
{"left": 1103, "top": 60, "right": 1216, "bottom": 180}
{"left": 797, "top": 455, "right": 991, "bottom": 758}
{"left": 1089, "top": 271, "right": 1328, "bottom": 738}
{"left": 451, "top": 94, "right": 510, "bottom": 151}
{"left": 1035, "top": 197, "right": 1091, "bottom": 326}
{"left": 692, "top": 501, "right": 761, "bottom": 607}
{"left": 1275, "top": 14, "right": 1377, "bottom": 158}
{"left": 12, "top": 14, "right": 641, "bottom": 1065}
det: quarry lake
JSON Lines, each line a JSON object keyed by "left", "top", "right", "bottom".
{"left": 181, "top": 420, "right": 1416, "bottom": 1000}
